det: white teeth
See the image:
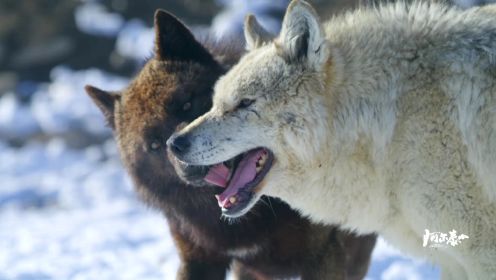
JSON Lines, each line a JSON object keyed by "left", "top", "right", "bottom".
{"left": 229, "top": 196, "right": 237, "bottom": 204}
{"left": 256, "top": 154, "right": 267, "bottom": 171}
{"left": 215, "top": 195, "right": 223, "bottom": 207}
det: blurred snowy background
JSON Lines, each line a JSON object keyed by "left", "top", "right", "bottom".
{"left": 0, "top": 0, "right": 493, "bottom": 279}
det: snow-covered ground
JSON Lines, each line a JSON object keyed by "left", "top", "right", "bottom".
{"left": 13, "top": 0, "right": 496, "bottom": 278}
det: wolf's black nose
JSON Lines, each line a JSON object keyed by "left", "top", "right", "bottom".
{"left": 167, "top": 135, "right": 191, "bottom": 155}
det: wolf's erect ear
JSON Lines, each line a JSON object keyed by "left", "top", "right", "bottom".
{"left": 85, "top": 85, "right": 120, "bottom": 130}
{"left": 244, "top": 15, "right": 275, "bottom": 50}
{"left": 154, "top": 9, "right": 215, "bottom": 64}
{"left": 277, "top": 0, "right": 329, "bottom": 69}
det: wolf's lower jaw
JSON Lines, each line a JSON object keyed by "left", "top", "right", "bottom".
{"left": 221, "top": 192, "right": 263, "bottom": 218}
{"left": 200, "top": 147, "right": 275, "bottom": 216}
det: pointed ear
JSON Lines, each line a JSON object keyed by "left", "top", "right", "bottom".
{"left": 277, "top": 0, "right": 329, "bottom": 68}
{"left": 244, "top": 15, "right": 274, "bottom": 50}
{"left": 154, "top": 9, "right": 215, "bottom": 64}
{"left": 85, "top": 85, "right": 119, "bottom": 130}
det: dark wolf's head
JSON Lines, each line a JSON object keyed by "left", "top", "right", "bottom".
{"left": 85, "top": 10, "right": 240, "bottom": 207}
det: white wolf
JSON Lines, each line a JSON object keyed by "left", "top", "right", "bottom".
{"left": 168, "top": 1, "right": 496, "bottom": 279}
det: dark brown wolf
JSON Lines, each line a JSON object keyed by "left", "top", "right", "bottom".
{"left": 85, "top": 10, "right": 376, "bottom": 280}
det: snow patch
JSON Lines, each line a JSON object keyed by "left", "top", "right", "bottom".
{"left": 115, "top": 20, "right": 154, "bottom": 61}
{"left": 75, "top": 2, "right": 125, "bottom": 37}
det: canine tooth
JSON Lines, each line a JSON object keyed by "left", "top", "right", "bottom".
{"left": 256, "top": 165, "right": 262, "bottom": 172}
{"left": 258, "top": 156, "right": 266, "bottom": 166}
{"left": 229, "top": 196, "right": 237, "bottom": 204}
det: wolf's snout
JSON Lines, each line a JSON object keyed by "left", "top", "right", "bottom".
{"left": 167, "top": 134, "right": 191, "bottom": 157}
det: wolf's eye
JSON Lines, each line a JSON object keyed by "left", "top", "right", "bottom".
{"left": 237, "top": 98, "right": 255, "bottom": 109}
{"left": 150, "top": 141, "right": 161, "bottom": 151}
{"left": 182, "top": 102, "right": 191, "bottom": 111}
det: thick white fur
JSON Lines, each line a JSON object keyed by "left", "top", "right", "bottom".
{"left": 174, "top": 1, "right": 496, "bottom": 279}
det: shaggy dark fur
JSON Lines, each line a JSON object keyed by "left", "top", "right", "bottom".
{"left": 85, "top": 10, "right": 376, "bottom": 280}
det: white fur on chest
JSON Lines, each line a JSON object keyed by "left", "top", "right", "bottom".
{"left": 226, "top": 244, "right": 262, "bottom": 258}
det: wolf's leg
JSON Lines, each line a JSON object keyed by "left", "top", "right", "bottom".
{"left": 340, "top": 232, "right": 377, "bottom": 280}
{"left": 170, "top": 226, "right": 229, "bottom": 280}
{"left": 230, "top": 261, "right": 258, "bottom": 280}
{"left": 440, "top": 269, "right": 459, "bottom": 280}
{"left": 382, "top": 217, "right": 468, "bottom": 280}
{"left": 437, "top": 256, "right": 467, "bottom": 280}
{"left": 176, "top": 260, "right": 228, "bottom": 280}
{"left": 458, "top": 246, "right": 496, "bottom": 280}
{"left": 301, "top": 228, "right": 347, "bottom": 280}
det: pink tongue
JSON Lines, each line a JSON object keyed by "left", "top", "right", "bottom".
{"left": 204, "top": 164, "right": 230, "bottom": 187}
{"left": 217, "top": 149, "right": 264, "bottom": 207}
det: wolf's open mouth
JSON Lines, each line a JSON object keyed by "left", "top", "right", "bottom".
{"left": 203, "top": 147, "right": 274, "bottom": 216}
